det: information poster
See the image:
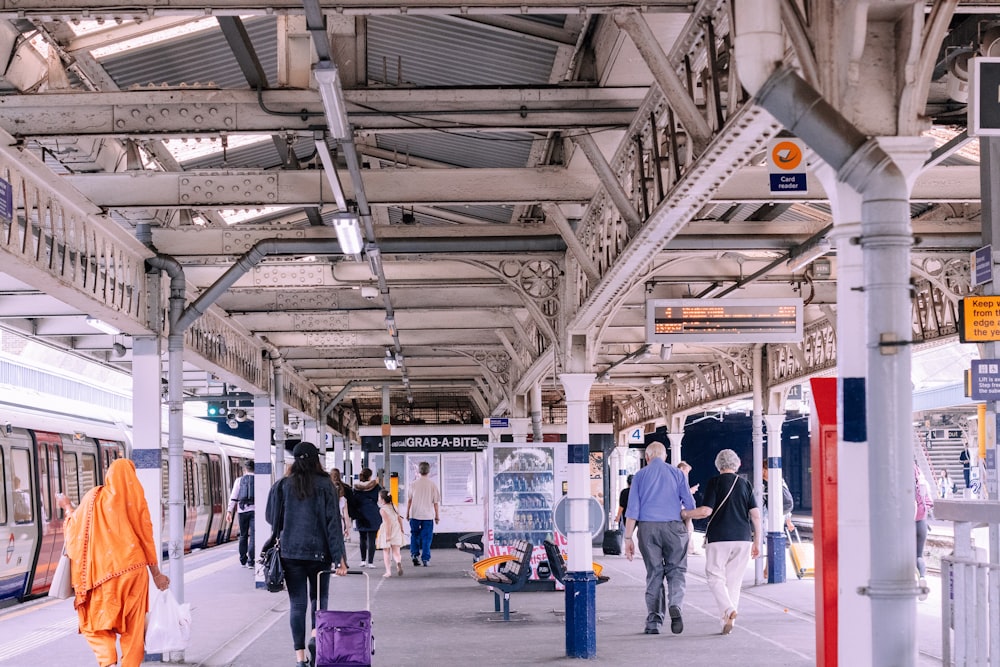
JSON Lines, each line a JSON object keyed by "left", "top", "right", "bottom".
{"left": 442, "top": 453, "right": 477, "bottom": 505}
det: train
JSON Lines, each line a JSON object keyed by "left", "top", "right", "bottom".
{"left": 0, "top": 392, "right": 277, "bottom": 605}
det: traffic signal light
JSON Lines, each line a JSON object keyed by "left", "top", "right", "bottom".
{"left": 207, "top": 402, "right": 228, "bottom": 417}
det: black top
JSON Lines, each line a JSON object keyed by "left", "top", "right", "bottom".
{"left": 353, "top": 483, "right": 383, "bottom": 532}
{"left": 618, "top": 487, "right": 630, "bottom": 512}
{"left": 702, "top": 473, "right": 757, "bottom": 543}
{"left": 264, "top": 474, "right": 345, "bottom": 564}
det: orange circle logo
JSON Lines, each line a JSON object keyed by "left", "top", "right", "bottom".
{"left": 771, "top": 141, "right": 803, "bottom": 171}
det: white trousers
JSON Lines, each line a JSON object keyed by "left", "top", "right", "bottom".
{"left": 704, "top": 541, "right": 752, "bottom": 622}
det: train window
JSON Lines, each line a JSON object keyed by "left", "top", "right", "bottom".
{"left": 0, "top": 452, "right": 7, "bottom": 524}
{"left": 81, "top": 454, "right": 98, "bottom": 496}
{"left": 12, "top": 448, "right": 33, "bottom": 524}
{"left": 65, "top": 452, "right": 80, "bottom": 506}
{"left": 184, "top": 458, "right": 195, "bottom": 507}
{"left": 197, "top": 457, "right": 210, "bottom": 506}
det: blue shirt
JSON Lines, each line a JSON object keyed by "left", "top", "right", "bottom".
{"left": 624, "top": 459, "right": 695, "bottom": 522}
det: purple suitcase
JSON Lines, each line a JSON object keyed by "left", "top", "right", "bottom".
{"left": 315, "top": 571, "right": 373, "bottom": 667}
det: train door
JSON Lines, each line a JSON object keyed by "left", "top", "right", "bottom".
{"left": 1, "top": 440, "right": 37, "bottom": 603}
{"left": 97, "top": 441, "right": 124, "bottom": 482}
{"left": 30, "top": 432, "right": 64, "bottom": 595}
{"left": 190, "top": 453, "right": 212, "bottom": 548}
{"left": 204, "top": 455, "right": 224, "bottom": 547}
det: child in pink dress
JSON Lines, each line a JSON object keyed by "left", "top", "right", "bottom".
{"left": 376, "top": 489, "right": 406, "bottom": 578}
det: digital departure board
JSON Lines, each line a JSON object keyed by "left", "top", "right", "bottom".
{"left": 646, "top": 298, "right": 803, "bottom": 344}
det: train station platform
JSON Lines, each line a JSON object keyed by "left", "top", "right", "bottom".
{"left": 0, "top": 539, "right": 947, "bottom": 667}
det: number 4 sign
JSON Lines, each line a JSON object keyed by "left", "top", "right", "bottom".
{"left": 626, "top": 427, "right": 644, "bottom": 445}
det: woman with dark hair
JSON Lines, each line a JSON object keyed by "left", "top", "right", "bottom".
{"left": 353, "top": 467, "right": 383, "bottom": 568}
{"left": 265, "top": 442, "right": 347, "bottom": 667}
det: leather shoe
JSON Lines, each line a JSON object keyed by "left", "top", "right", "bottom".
{"left": 669, "top": 605, "right": 683, "bottom": 634}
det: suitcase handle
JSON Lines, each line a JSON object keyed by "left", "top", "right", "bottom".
{"left": 334, "top": 569, "right": 370, "bottom": 610}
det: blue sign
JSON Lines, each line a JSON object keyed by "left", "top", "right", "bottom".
{"left": 973, "top": 245, "right": 992, "bottom": 287}
{"left": 971, "top": 359, "right": 1000, "bottom": 400}
{"left": 0, "top": 178, "right": 11, "bottom": 224}
{"left": 769, "top": 173, "right": 807, "bottom": 192}
{"left": 488, "top": 417, "right": 509, "bottom": 429}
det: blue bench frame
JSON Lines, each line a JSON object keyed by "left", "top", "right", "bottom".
{"left": 475, "top": 539, "right": 533, "bottom": 621}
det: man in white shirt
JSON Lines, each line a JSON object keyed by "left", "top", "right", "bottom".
{"left": 405, "top": 461, "right": 441, "bottom": 567}
{"left": 226, "top": 460, "right": 255, "bottom": 568}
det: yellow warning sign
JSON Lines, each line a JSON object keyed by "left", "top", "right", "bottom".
{"left": 770, "top": 140, "right": 803, "bottom": 171}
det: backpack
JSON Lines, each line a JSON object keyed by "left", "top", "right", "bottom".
{"left": 237, "top": 475, "right": 254, "bottom": 509}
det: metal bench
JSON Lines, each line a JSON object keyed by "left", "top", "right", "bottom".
{"left": 542, "top": 539, "right": 609, "bottom": 585}
{"left": 475, "top": 539, "right": 533, "bottom": 621}
{"left": 455, "top": 532, "right": 484, "bottom": 563}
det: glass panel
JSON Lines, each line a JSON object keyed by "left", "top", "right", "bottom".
{"left": 64, "top": 452, "right": 80, "bottom": 509}
{"left": 0, "top": 452, "right": 7, "bottom": 524}
{"left": 81, "top": 454, "right": 98, "bottom": 497}
{"left": 12, "top": 448, "right": 33, "bottom": 524}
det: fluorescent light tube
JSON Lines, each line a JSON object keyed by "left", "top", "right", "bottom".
{"left": 315, "top": 138, "right": 348, "bottom": 211}
{"left": 314, "top": 63, "right": 352, "bottom": 140}
{"left": 85, "top": 317, "right": 121, "bottom": 335}
{"left": 334, "top": 216, "right": 364, "bottom": 256}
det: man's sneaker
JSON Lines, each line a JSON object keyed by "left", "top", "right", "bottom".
{"left": 643, "top": 627, "right": 660, "bottom": 635}
{"left": 412, "top": 557, "right": 421, "bottom": 567}
{"left": 422, "top": 561, "right": 430, "bottom": 567}
{"left": 669, "top": 605, "right": 683, "bottom": 634}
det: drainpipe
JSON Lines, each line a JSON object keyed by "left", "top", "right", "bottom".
{"left": 753, "top": 65, "right": 916, "bottom": 666}
{"left": 261, "top": 339, "right": 285, "bottom": 478}
{"left": 530, "top": 382, "right": 543, "bottom": 443}
{"left": 143, "top": 252, "right": 188, "bottom": 610}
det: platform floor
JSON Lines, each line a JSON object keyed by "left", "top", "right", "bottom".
{"left": 0, "top": 537, "right": 947, "bottom": 667}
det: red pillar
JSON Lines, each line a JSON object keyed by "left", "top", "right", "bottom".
{"left": 809, "top": 377, "right": 838, "bottom": 666}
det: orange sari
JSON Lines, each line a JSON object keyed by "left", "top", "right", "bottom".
{"left": 64, "top": 459, "right": 158, "bottom": 667}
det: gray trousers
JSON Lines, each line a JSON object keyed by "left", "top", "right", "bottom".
{"left": 636, "top": 520, "right": 689, "bottom": 628}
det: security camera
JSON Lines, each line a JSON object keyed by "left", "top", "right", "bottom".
{"left": 361, "top": 286, "right": 378, "bottom": 301}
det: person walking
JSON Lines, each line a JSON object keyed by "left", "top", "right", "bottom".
{"left": 405, "top": 461, "right": 441, "bottom": 567}
{"left": 959, "top": 446, "right": 971, "bottom": 489}
{"left": 376, "top": 489, "right": 406, "bottom": 578}
{"left": 623, "top": 441, "right": 698, "bottom": 635}
{"left": 353, "top": 468, "right": 382, "bottom": 568}
{"left": 914, "top": 462, "right": 934, "bottom": 594}
{"left": 226, "top": 459, "right": 256, "bottom": 568}
{"left": 614, "top": 474, "right": 633, "bottom": 536}
{"left": 329, "top": 468, "right": 352, "bottom": 543}
{"left": 688, "top": 449, "right": 761, "bottom": 635}
{"left": 264, "top": 441, "right": 347, "bottom": 667}
{"left": 57, "top": 458, "right": 171, "bottom": 667}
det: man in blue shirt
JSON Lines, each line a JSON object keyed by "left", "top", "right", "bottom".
{"left": 623, "top": 441, "right": 697, "bottom": 635}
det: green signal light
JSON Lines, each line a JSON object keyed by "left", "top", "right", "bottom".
{"left": 207, "top": 402, "right": 227, "bottom": 417}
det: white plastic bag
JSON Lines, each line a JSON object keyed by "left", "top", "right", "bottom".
{"left": 145, "top": 588, "right": 191, "bottom": 654}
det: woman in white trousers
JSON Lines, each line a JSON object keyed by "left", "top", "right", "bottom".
{"left": 687, "top": 449, "right": 761, "bottom": 635}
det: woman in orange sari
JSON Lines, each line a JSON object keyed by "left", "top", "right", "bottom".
{"left": 58, "top": 459, "right": 170, "bottom": 667}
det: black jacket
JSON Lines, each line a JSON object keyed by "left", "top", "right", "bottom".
{"left": 353, "top": 481, "right": 383, "bottom": 532}
{"left": 264, "top": 474, "right": 345, "bottom": 564}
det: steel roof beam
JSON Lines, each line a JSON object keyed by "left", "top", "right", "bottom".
{"left": 0, "top": 88, "right": 647, "bottom": 136}
{"left": 60, "top": 168, "right": 600, "bottom": 207}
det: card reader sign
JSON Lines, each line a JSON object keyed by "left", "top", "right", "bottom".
{"left": 971, "top": 360, "right": 1000, "bottom": 401}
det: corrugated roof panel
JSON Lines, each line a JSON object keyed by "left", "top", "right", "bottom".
{"left": 182, "top": 136, "right": 314, "bottom": 170}
{"left": 101, "top": 18, "right": 278, "bottom": 89}
{"left": 376, "top": 132, "right": 533, "bottom": 169}
{"left": 367, "top": 16, "right": 558, "bottom": 86}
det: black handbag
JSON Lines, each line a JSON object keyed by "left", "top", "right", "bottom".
{"left": 262, "top": 540, "right": 285, "bottom": 593}
{"left": 261, "top": 479, "right": 286, "bottom": 593}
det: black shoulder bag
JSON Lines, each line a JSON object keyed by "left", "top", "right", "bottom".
{"left": 261, "top": 480, "right": 286, "bottom": 593}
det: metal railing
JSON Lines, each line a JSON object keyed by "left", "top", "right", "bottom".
{"left": 935, "top": 500, "right": 1000, "bottom": 666}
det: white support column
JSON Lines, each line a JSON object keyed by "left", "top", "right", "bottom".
{"left": 304, "top": 417, "right": 321, "bottom": 453}
{"left": 131, "top": 336, "right": 163, "bottom": 555}
{"left": 764, "top": 412, "right": 787, "bottom": 583}
{"left": 815, "top": 163, "right": 871, "bottom": 662}
{"left": 510, "top": 417, "right": 531, "bottom": 444}
{"left": 559, "top": 371, "right": 597, "bottom": 659}
{"left": 253, "top": 393, "right": 271, "bottom": 589}
{"left": 666, "top": 432, "right": 683, "bottom": 467}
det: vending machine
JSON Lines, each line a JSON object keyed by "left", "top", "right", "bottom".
{"left": 484, "top": 443, "right": 567, "bottom": 585}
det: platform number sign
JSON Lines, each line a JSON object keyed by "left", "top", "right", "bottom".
{"left": 970, "top": 58, "right": 1000, "bottom": 136}
{"left": 626, "top": 427, "right": 644, "bottom": 445}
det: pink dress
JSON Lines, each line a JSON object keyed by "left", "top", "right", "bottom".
{"left": 376, "top": 505, "right": 404, "bottom": 548}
